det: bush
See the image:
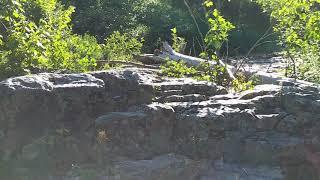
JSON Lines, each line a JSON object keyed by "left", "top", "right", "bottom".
{"left": 160, "top": 60, "right": 197, "bottom": 78}
{"left": 231, "top": 72, "right": 258, "bottom": 92}
{"left": 160, "top": 60, "right": 229, "bottom": 86}
{"left": 161, "top": 60, "right": 256, "bottom": 91}
{"left": 195, "top": 61, "right": 229, "bottom": 86}
{"left": 202, "top": 0, "right": 235, "bottom": 58}
{"left": 0, "top": 0, "right": 101, "bottom": 79}
{"left": 64, "top": 34, "right": 102, "bottom": 72}
{"left": 103, "top": 31, "right": 144, "bottom": 61}
{"left": 256, "top": 0, "right": 320, "bottom": 83}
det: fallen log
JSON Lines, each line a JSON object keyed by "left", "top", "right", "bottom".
{"left": 133, "top": 54, "right": 165, "bottom": 65}
{"left": 134, "top": 43, "right": 314, "bottom": 86}
{"left": 137, "top": 42, "right": 236, "bottom": 80}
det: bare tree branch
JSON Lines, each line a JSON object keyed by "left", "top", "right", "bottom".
{"left": 184, "top": 0, "right": 205, "bottom": 50}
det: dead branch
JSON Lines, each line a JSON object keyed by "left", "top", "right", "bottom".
{"left": 158, "top": 42, "right": 236, "bottom": 80}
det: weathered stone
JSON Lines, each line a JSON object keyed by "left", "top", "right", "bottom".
{"left": 94, "top": 103, "right": 175, "bottom": 159}
{"left": 200, "top": 161, "right": 284, "bottom": 180}
{"left": 239, "top": 84, "right": 281, "bottom": 100}
{"left": 1, "top": 67, "right": 320, "bottom": 179}
{"left": 106, "top": 154, "right": 208, "bottom": 180}
{"left": 95, "top": 112, "right": 148, "bottom": 128}
{"left": 152, "top": 78, "right": 227, "bottom": 96}
{"left": 163, "top": 94, "right": 208, "bottom": 103}
{"left": 256, "top": 114, "right": 281, "bottom": 130}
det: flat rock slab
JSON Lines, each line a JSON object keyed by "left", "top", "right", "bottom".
{"left": 201, "top": 161, "right": 283, "bottom": 180}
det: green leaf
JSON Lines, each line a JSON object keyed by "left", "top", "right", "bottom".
{"left": 204, "top": 1, "right": 214, "bottom": 7}
{"left": 171, "top": 27, "right": 177, "bottom": 34}
{"left": 213, "top": 9, "right": 219, "bottom": 17}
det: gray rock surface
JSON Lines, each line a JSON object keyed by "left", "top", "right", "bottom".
{"left": 94, "top": 103, "right": 175, "bottom": 159}
{"left": 106, "top": 154, "right": 208, "bottom": 180}
{"left": 0, "top": 67, "right": 320, "bottom": 180}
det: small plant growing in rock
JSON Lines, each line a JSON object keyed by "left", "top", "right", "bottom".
{"left": 231, "top": 72, "right": 260, "bottom": 92}
{"left": 160, "top": 60, "right": 197, "bottom": 78}
{"left": 232, "top": 78, "right": 254, "bottom": 92}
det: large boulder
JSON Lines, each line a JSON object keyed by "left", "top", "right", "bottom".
{"left": 1, "top": 67, "right": 320, "bottom": 180}
{"left": 0, "top": 69, "right": 156, "bottom": 178}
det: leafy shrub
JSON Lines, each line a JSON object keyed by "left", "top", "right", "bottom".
{"left": 160, "top": 60, "right": 197, "bottom": 78}
{"left": 0, "top": 0, "right": 101, "bottom": 79}
{"left": 61, "top": 0, "right": 147, "bottom": 41}
{"left": 256, "top": 0, "right": 320, "bottom": 83}
{"left": 298, "top": 53, "right": 320, "bottom": 82}
{"left": 103, "top": 31, "right": 144, "bottom": 61}
{"left": 195, "top": 61, "right": 229, "bottom": 86}
{"left": 232, "top": 79, "right": 254, "bottom": 92}
{"left": 203, "top": 0, "right": 235, "bottom": 58}
{"left": 63, "top": 34, "right": 102, "bottom": 72}
{"left": 231, "top": 74, "right": 255, "bottom": 92}
{"left": 162, "top": 2, "right": 254, "bottom": 91}
{"left": 162, "top": 3, "right": 237, "bottom": 87}
{"left": 160, "top": 60, "right": 230, "bottom": 86}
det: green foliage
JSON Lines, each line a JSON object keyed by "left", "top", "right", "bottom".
{"left": 60, "top": 0, "right": 275, "bottom": 55}
{"left": 65, "top": 34, "right": 102, "bottom": 72}
{"left": 161, "top": 60, "right": 258, "bottom": 90}
{"left": 181, "top": 1, "right": 234, "bottom": 86}
{"left": 203, "top": 0, "right": 235, "bottom": 57}
{"left": 196, "top": 61, "right": 230, "bottom": 85}
{"left": 232, "top": 72, "right": 261, "bottom": 92}
{"left": 256, "top": 0, "right": 320, "bottom": 82}
{"left": 0, "top": 0, "right": 101, "bottom": 79}
{"left": 298, "top": 53, "right": 320, "bottom": 82}
{"left": 231, "top": 75, "right": 254, "bottom": 92}
{"left": 221, "top": 0, "right": 279, "bottom": 55}
{"left": 160, "top": 60, "right": 197, "bottom": 78}
{"left": 171, "top": 27, "right": 187, "bottom": 53}
{"left": 60, "top": 0, "right": 201, "bottom": 53}
{"left": 61, "top": 0, "right": 147, "bottom": 41}
{"left": 232, "top": 78, "right": 254, "bottom": 92}
{"left": 160, "top": 60, "right": 230, "bottom": 86}
{"left": 134, "top": 0, "right": 199, "bottom": 53}
{"left": 161, "top": 3, "right": 236, "bottom": 87}
{"left": 104, "top": 31, "right": 144, "bottom": 61}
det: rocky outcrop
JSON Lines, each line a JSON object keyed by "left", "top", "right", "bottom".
{"left": 0, "top": 67, "right": 319, "bottom": 180}
{"left": 94, "top": 103, "right": 176, "bottom": 159}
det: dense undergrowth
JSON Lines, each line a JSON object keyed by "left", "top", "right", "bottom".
{"left": 0, "top": 0, "right": 319, "bottom": 85}
{"left": 0, "top": 0, "right": 143, "bottom": 79}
